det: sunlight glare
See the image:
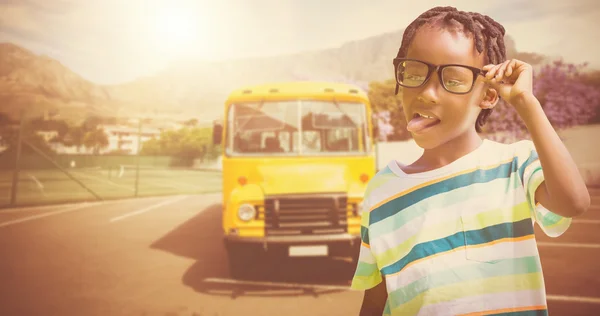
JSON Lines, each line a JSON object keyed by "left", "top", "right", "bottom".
{"left": 152, "top": 7, "right": 199, "bottom": 57}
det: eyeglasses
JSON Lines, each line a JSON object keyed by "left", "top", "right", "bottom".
{"left": 393, "top": 58, "right": 487, "bottom": 94}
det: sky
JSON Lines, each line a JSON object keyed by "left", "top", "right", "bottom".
{"left": 1, "top": 0, "right": 599, "bottom": 85}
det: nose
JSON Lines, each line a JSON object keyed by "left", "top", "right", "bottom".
{"left": 417, "top": 71, "right": 442, "bottom": 104}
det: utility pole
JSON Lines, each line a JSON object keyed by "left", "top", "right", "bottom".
{"left": 10, "top": 111, "right": 24, "bottom": 205}
{"left": 134, "top": 118, "right": 142, "bottom": 197}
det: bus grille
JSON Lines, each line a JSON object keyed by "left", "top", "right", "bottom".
{"left": 264, "top": 193, "right": 348, "bottom": 236}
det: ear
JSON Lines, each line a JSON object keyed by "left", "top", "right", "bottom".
{"left": 479, "top": 86, "right": 499, "bottom": 110}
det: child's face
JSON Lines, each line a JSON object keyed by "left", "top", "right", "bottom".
{"left": 401, "top": 26, "right": 497, "bottom": 149}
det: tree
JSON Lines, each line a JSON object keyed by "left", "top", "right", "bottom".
{"left": 367, "top": 79, "right": 412, "bottom": 141}
{"left": 81, "top": 115, "right": 103, "bottom": 131}
{"left": 62, "top": 126, "right": 85, "bottom": 152}
{"left": 579, "top": 69, "right": 600, "bottom": 124}
{"left": 82, "top": 127, "right": 109, "bottom": 155}
{"left": 30, "top": 117, "right": 70, "bottom": 139}
{"left": 183, "top": 118, "right": 199, "bottom": 127}
{"left": 580, "top": 69, "right": 600, "bottom": 88}
{"left": 140, "top": 126, "right": 220, "bottom": 167}
{"left": 0, "top": 119, "right": 56, "bottom": 157}
{"left": 483, "top": 60, "right": 600, "bottom": 142}
{"left": 372, "top": 111, "right": 394, "bottom": 142}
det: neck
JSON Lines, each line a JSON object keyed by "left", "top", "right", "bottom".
{"left": 419, "top": 131, "right": 483, "bottom": 168}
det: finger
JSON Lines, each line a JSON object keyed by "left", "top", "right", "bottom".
{"left": 490, "top": 77, "right": 503, "bottom": 89}
{"left": 504, "top": 59, "right": 517, "bottom": 78}
{"left": 485, "top": 64, "right": 502, "bottom": 81}
{"left": 495, "top": 60, "right": 511, "bottom": 82}
{"left": 487, "top": 77, "right": 510, "bottom": 98}
{"left": 482, "top": 64, "right": 495, "bottom": 71}
{"left": 482, "top": 64, "right": 495, "bottom": 78}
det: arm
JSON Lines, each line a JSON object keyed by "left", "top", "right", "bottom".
{"left": 485, "top": 59, "right": 591, "bottom": 218}
{"left": 359, "top": 278, "right": 388, "bottom": 316}
{"left": 516, "top": 93, "right": 591, "bottom": 217}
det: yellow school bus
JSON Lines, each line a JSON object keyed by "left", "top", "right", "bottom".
{"left": 212, "top": 81, "right": 376, "bottom": 279}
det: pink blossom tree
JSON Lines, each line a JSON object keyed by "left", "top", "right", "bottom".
{"left": 483, "top": 60, "right": 600, "bottom": 143}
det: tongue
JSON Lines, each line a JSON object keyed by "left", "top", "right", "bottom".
{"left": 407, "top": 116, "right": 440, "bottom": 133}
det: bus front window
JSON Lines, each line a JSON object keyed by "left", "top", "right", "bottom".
{"left": 300, "top": 100, "right": 369, "bottom": 155}
{"left": 227, "top": 101, "right": 298, "bottom": 155}
{"left": 226, "top": 100, "right": 369, "bottom": 156}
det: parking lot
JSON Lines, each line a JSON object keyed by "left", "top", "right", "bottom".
{"left": 0, "top": 188, "right": 599, "bottom": 316}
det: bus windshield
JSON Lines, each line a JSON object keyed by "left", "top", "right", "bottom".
{"left": 225, "top": 100, "right": 370, "bottom": 156}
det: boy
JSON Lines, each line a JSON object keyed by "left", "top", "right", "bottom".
{"left": 352, "top": 6, "right": 591, "bottom": 316}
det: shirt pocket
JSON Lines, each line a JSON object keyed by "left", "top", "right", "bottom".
{"left": 460, "top": 215, "right": 508, "bottom": 264}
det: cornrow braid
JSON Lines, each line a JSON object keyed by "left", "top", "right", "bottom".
{"left": 395, "top": 6, "right": 507, "bottom": 132}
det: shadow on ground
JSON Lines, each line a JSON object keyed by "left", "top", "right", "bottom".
{"left": 150, "top": 203, "right": 357, "bottom": 298}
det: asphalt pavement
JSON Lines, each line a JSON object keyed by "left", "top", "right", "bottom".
{"left": 0, "top": 188, "right": 599, "bottom": 316}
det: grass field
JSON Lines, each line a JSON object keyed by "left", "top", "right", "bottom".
{"left": 0, "top": 166, "right": 222, "bottom": 208}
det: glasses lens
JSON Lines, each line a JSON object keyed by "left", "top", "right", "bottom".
{"left": 441, "top": 66, "right": 474, "bottom": 93}
{"left": 396, "top": 60, "right": 429, "bottom": 87}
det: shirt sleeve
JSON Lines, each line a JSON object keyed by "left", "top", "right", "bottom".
{"left": 517, "top": 140, "right": 572, "bottom": 238}
{"left": 350, "top": 195, "right": 383, "bottom": 290}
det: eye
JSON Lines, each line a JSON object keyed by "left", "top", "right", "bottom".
{"left": 406, "top": 74, "right": 424, "bottom": 80}
{"left": 445, "top": 79, "right": 464, "bottom": 86}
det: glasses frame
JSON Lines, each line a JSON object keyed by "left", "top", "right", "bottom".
{"left": 393, "top": 58, "right": 487, "bottom": 95}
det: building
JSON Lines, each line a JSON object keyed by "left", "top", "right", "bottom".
{"left": 101, "top": 124, "right": 162, "bottom": 155}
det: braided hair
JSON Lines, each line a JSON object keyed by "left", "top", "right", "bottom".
{"left": 395, "top": 6, "right": 507, "bottom": 132}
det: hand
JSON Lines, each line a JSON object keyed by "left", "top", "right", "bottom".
{"left": 483, "top": 59, "right": 535, "bottom": 108}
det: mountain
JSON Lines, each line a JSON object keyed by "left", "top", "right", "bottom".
{"left": 0, "top": 43, "right": 119, "bottom": 122}
{"left": 0, "top": 29, "right": 541, "bottom": 123}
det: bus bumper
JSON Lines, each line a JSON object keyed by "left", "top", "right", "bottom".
{"left": 223, "top": 233, "right": 361, "bottom": 258}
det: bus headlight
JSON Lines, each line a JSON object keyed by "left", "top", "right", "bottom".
{"left": 238, "top": 204, "right": 256, "bottom": 221}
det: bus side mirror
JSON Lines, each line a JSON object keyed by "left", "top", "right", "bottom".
{"left": 213, "top": 123, "right": 223, "bottom": 145}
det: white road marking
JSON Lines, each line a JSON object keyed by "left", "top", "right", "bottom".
{"left": 537, "top": 242, "right": 600, "bottom": 249}
{"left": 0, "top": 204, "right": 69, "bottom": 214}
{"left": 0, "top": 192, "right": 214, "bottom": 214}
{"left": 109, "top": 195, "right": 189, "bottom": 222}
{"left": 547, "top": 294, "right": 600, "bottom": 304}
{"left": 0, "top": 203, "right": 93, "bottom": 228}
{"left": 573, "top": 219, "right": 600, "bottom": 224}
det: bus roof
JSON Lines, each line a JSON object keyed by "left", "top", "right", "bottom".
{"left": 226, "top": 81, "right": 369, "bottom": 102}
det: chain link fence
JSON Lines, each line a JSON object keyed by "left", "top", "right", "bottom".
{"left": 0, "top": 110, "right": 222, "bottom": 208}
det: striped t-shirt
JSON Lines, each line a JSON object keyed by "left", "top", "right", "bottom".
{"left": 351, "top": 139, "right": 571, "bottom": 316}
